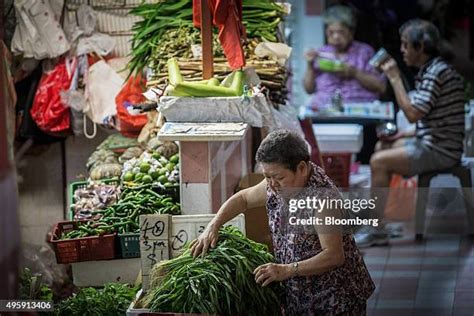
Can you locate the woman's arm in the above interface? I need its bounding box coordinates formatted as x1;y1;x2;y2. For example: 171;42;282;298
303;49;319;94
304;61;317;94
254;233;345;286
293;233;345;276
338;64;386;95
209;179;266;229
190;179;267;257
353;68;387;95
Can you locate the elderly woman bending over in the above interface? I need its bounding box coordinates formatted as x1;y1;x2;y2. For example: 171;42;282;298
191;130;375;315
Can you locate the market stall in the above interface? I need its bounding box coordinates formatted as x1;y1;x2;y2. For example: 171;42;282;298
8;1;474;315
35;0;295;314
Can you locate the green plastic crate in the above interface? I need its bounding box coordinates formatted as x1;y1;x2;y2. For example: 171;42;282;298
68;178;120;220
118;233;140;258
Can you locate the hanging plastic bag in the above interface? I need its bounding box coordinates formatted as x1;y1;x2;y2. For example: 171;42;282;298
385;174;417;221
61;55;88;136
12;0;70;59
115;74;148;138
30;59;72;134
85;59;123;126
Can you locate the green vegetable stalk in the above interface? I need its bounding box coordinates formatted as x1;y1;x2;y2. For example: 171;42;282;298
143;226;281;315
54;283;138;316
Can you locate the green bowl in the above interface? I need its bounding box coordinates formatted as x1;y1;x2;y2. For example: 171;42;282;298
317;58;344;72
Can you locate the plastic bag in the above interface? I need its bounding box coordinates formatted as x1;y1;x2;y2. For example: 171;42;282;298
77;4;97;36
12;0;70;59
158;94;275;129
385;174;417;221
61;55;88;136
115;74;148;138
64;4;115;56
85;60;122;125
30;60;72;134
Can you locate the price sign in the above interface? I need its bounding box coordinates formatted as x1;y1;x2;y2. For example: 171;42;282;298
139;214;170;290
138;214;246;288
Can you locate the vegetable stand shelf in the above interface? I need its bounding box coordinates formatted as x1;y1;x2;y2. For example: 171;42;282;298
69;214;245;287
157;122;252;215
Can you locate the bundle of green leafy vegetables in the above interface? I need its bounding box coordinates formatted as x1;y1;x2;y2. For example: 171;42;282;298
54;283;138;316
143;226;281;315
128;0;286;76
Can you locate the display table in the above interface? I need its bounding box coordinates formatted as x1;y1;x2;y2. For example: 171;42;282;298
158;122;252;214
300;101;395;123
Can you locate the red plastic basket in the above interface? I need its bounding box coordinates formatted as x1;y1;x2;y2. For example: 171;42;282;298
321;152;351;188
49;221;116;264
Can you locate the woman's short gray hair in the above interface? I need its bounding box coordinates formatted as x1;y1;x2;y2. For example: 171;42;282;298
256;129;310;172
400;19;440;56
323;5;356;31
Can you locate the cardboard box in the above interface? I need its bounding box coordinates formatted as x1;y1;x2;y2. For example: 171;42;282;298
237;174;273;251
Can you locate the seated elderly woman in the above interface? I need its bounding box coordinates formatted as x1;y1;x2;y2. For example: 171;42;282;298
304;5;386;111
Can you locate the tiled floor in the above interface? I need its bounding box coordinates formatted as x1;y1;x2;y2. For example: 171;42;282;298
363;225;474;315
352;169;474;315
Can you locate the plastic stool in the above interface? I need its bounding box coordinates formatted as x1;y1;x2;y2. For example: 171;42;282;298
415;164;474;240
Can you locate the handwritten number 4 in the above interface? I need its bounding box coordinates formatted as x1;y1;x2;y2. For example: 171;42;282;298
141;218;165;238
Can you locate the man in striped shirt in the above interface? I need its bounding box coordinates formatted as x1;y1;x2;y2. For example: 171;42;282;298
356;19;465;247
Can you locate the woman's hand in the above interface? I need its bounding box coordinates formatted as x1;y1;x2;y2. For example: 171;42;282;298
334;64;356;79
254;263;292;286
189;224;219;257
305;49;319;64
380;58;401;82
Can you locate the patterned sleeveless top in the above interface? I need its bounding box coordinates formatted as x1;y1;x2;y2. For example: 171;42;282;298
266;163;375;315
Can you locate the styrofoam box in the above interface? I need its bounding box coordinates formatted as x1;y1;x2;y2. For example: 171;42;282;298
72;258;141;287
312;124;363;153
127;289;149;316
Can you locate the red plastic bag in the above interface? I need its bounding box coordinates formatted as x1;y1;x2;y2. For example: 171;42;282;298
115;74;148;138
30;60;72;134
385;174;417;221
